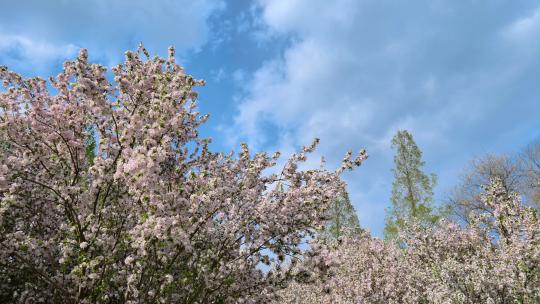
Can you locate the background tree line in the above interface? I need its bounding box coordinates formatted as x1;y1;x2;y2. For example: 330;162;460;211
320;129;540;241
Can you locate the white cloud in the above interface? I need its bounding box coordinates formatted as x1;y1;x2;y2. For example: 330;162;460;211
230;0;540;235
0;33;78;74
506;7;540;41
0;0;225;72
210;67;226;83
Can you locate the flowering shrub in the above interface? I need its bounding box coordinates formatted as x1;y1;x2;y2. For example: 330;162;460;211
278;179;540;303
0;46;367;303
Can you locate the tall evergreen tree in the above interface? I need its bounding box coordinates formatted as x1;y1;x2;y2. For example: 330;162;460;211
319;188;363;242
384;130;441;240
85;125;97;166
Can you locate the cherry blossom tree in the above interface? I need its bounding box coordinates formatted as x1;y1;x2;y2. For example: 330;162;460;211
0;46;367;303
278;178;540;303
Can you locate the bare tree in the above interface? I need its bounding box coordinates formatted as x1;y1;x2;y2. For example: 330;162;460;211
448;140;540;223
520;139;540;207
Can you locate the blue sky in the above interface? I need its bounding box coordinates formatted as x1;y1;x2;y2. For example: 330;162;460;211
1;0;540;236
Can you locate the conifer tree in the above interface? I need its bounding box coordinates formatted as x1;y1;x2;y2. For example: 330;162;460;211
319;188;363;242
384;130;441;240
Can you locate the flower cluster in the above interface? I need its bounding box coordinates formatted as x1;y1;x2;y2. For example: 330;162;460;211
0;46;365;303
278;179;540;303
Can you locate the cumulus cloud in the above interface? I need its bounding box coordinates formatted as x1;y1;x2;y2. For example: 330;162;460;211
0;33;78;75
0;0;225;73
506;6;540;41
231;0;540;235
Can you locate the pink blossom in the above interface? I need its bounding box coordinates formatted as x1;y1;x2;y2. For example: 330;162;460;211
0;45;365;303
